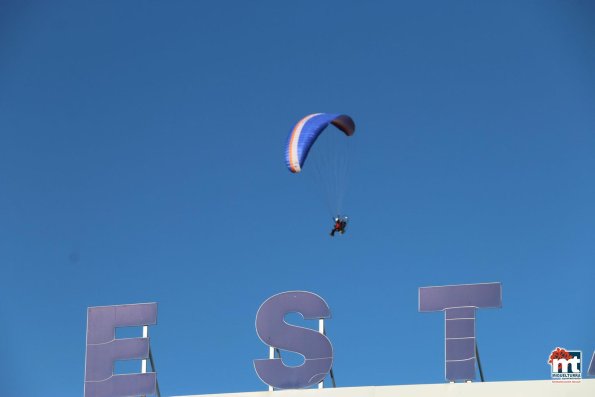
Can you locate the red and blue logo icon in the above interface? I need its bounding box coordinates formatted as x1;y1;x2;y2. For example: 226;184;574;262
549;347;581;381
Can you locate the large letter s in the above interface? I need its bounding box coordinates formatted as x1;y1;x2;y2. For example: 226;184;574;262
254;291;333;389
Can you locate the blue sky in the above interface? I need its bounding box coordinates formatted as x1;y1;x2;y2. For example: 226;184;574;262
1;1;594;396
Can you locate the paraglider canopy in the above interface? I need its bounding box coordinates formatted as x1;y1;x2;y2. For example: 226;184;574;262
285;113;355;173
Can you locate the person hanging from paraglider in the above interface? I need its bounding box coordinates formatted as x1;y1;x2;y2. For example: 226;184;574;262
330;216;348;237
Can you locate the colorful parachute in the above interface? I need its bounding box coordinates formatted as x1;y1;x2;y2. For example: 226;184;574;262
285;113;355;173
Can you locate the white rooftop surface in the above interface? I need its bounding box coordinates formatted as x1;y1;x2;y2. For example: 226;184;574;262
175;379;594;397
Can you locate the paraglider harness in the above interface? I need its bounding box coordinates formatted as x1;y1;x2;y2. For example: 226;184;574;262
330;216;348;237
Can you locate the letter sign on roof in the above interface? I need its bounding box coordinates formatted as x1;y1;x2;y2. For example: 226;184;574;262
419;282;502;382
254;291;333;389
84;303;157;397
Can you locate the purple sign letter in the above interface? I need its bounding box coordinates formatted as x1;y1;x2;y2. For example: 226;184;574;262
84;303;158;397
254;291;333;389
419;282;502;382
